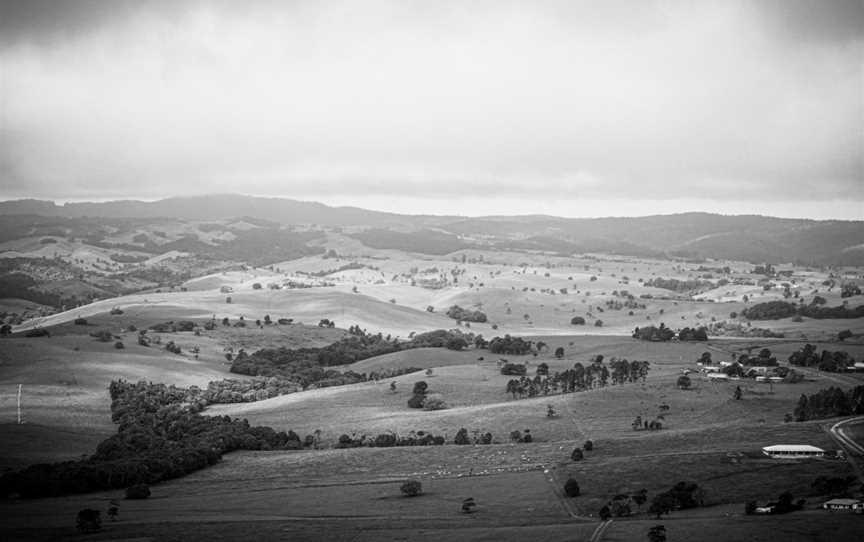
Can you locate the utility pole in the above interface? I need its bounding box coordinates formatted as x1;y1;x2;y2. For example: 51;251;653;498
17;384;22;424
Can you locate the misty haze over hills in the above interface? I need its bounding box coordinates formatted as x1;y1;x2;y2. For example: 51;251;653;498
1;195;862;266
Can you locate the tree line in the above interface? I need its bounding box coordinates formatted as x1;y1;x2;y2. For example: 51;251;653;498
0;380;301;499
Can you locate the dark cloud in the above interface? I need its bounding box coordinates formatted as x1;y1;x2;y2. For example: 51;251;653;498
754;0;864;44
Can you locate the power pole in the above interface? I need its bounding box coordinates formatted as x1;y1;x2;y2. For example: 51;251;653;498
17;384;22;424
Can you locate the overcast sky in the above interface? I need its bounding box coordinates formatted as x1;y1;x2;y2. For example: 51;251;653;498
0;0;861;219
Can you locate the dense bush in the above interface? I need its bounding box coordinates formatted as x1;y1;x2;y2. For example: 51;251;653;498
400;480;423;497
446;305;487;323
0;380;299;499
648;482;705;518
500;363;527;376
743;301;798;320
632;324;675;342
788;344;854;372
793;385;864;421
76;509;101;533
488;335;532;355
644;278;712;292
125;484;151;499
677;326;708;341
564;478;581;497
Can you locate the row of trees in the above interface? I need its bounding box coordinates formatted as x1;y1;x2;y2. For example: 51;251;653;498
504;356;650;398
743;300;864;320
792;385;864;421
788;344;856;373
632;324;708;342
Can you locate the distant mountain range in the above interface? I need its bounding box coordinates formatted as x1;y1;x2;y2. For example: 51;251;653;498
1;195;862;265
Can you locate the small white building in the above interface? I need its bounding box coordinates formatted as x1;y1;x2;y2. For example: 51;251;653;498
707;373;729;381
823;498;863;512
762;444;825;458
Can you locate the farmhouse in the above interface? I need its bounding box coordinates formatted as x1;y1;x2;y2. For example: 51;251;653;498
822;498;863;512
762;444;825;458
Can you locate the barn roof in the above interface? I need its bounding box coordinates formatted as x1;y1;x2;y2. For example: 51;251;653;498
762;444;824;453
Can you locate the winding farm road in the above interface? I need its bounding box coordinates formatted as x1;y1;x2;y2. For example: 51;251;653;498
830;416;864;455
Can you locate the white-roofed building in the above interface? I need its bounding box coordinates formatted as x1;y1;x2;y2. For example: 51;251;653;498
762;444;825;458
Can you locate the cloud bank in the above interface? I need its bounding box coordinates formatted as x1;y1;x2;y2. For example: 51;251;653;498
1;0;861;218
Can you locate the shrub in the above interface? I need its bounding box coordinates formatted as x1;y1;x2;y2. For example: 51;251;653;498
583;440;593;451
570;316;586;325
90;329;113;342
677;375;691;389
446;305;487;323
125;484;151;499
500;363;527;376
564;478;581;497
594;320;603;327
400;480;422;497
114;341;125;349
24;328;49;337
407;394;425;409
453;428;471;445
571;448;584;461
74;317;88;325
76;508;101;533
423;395;447;411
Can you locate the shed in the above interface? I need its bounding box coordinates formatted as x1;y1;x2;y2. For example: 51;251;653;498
823;499;863;512
762;444;825;458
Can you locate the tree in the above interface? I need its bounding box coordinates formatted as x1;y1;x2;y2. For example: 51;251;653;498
583;440;593;451
571;316;586;325
564;478;581;497
537;362;549;376
454;428;471;445
594;320;604;327
125;484;150;499
400;480;423;497
252;283;262;290
647;525;667;542
571;447;584;461
838;329;852;341
734;386;742;400
599;505;611;521
107;505;119;521
76;509;102;533
676;375;691;389
555;347;565;358
648;493;675;518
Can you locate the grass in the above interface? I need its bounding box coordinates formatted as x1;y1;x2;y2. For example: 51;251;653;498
2;251;862;540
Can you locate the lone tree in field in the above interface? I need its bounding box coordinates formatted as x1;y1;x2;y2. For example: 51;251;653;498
583;440;593;451
462;497;477;513
125;484;151;500
400;480;423;497
76;509;102;533
555;346;565;358
677;375;692;389
564;478;581;497
571;447;584;461
648;525;667;542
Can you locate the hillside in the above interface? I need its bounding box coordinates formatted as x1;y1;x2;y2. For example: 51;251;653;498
1;196;862;265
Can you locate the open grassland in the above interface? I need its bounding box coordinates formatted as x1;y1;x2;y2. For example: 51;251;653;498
2;250;862;540
208;336;858;446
